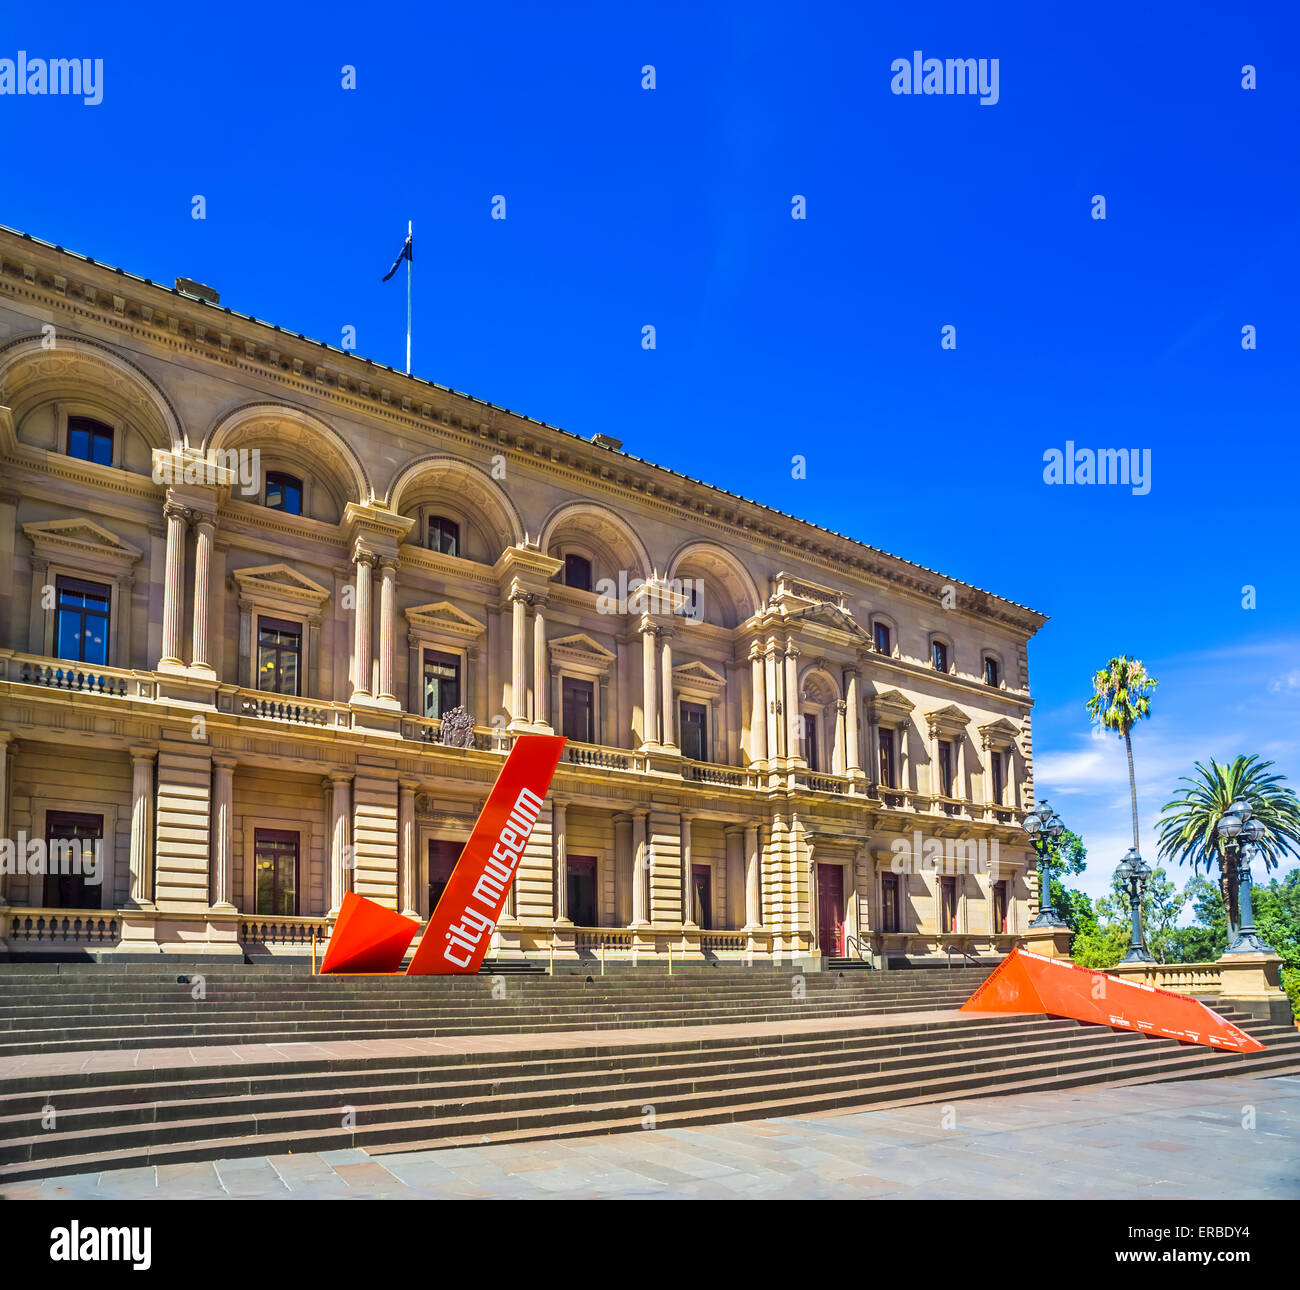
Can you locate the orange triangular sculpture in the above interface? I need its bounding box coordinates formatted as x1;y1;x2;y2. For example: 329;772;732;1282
961;948;1264;1053
319;891;419;974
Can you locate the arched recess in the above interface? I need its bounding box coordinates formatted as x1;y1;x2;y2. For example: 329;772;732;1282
798;665;844;776
204;404;371;524
0;333;185;469
540;502;653;589
386;455;524;563
666;540;764;629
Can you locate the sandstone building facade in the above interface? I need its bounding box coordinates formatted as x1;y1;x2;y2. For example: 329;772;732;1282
0;226;1048;965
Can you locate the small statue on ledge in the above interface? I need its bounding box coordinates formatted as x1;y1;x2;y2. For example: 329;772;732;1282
439;705;476;749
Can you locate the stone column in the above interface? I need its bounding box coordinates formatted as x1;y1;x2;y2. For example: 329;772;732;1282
613;813;633;926
659;627;675;747
640;618;658;746
399;780;418;917
680;812;695;926
0;734;14;905
784;642;802;764
237;598;254;689
211;756;237;911
724;824;744;930
552;798;569;922
327;772;352;915
116;573;135;669
749;643;767;763
128;746;157;907
744;823;762;930
351;548;374;699
763;644;780;760
833;700;847;776
843;666;861;775
532;595;549;727
631;810;649;925
510;587;528;724
160;499;189;667
190;512;216;672
377;558;398;701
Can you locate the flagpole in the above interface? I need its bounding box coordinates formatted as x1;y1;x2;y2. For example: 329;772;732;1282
405;219;412;375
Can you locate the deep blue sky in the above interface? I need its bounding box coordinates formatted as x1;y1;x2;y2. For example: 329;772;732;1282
3;1;1297;898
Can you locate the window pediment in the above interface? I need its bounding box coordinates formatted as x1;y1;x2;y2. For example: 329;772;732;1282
673;659;726;695
869;688;915;723
232;562;331;613
978;716;1020;746
925;703;971;736
549;632;616;676
24;518;143;575
404;600;486;642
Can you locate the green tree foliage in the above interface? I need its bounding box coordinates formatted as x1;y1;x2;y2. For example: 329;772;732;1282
1156;755;1300;936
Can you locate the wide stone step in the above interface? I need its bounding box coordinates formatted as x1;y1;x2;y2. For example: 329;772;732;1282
2;1015;1293;1180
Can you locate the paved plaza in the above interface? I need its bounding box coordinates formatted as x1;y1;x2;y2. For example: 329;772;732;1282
6;1073;1297;1200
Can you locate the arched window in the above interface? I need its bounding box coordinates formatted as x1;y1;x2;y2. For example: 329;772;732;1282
67;415;114;467
983;654;1002;687
564;552;593;592
931;637;950;673
265;471;303;515
427;515;460;556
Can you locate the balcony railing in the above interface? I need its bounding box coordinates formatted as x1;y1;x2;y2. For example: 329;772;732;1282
2;907;121;946
566;741;635;771
1;651;154;699
683;759;754;788
794;770;850;796
241;914;334;947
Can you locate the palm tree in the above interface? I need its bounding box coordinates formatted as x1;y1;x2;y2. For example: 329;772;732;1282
1086;656;1158;853
1156;755;1300;937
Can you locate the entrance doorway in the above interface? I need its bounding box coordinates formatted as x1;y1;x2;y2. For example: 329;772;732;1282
427;839;463;918
690;864;713;929
817;863;845;956
566;854;597;927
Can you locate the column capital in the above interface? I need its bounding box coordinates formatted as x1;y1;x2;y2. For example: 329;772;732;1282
324;771;354;789
127;745;157;764
163;497;191;524
212;754;239;771
350;541;378;567
399;779;420;793
189;509;218;532
842;662;861;679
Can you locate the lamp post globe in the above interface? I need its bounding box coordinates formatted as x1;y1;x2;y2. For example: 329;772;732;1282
1218;802;1273;956
1023;800;1069;930
1118;846;1155;964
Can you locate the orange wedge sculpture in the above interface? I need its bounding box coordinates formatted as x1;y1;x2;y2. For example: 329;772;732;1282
319;734;566;975
961;947;1264;1053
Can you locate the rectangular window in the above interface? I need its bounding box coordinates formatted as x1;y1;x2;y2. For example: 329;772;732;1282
423;650;462;719
803;713;820;772
991;749;1006;805
427;516;460;557
932;640;948;672
265;471;303;515
878;727;895;788
562;676;595;744
873;621;891;655
881;872;900;933
256;617;302;696
55;577;111;666
940;876;958;933
44;810;104;909
984;656;1001;687
680;701;708;762
254;828;298;916
67;416;113;466
938;740;955;798
993;879;1009;934
690;864;713;929
564;553;593;592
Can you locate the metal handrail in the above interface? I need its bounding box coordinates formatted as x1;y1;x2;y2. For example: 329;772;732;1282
842;933;876;969
947;944;981;969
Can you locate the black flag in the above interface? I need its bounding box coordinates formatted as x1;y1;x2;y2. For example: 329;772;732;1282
382;234;412;282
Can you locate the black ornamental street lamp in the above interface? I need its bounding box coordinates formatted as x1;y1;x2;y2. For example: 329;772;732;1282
1116;846;1155;964
1022;800;1070;929
1216;798;1273;956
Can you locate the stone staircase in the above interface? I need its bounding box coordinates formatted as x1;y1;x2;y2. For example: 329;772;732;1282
0;963;988;1057
0;964;1296;1183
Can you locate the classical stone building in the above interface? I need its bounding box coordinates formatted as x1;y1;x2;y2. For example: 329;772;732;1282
0;225;1048;965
